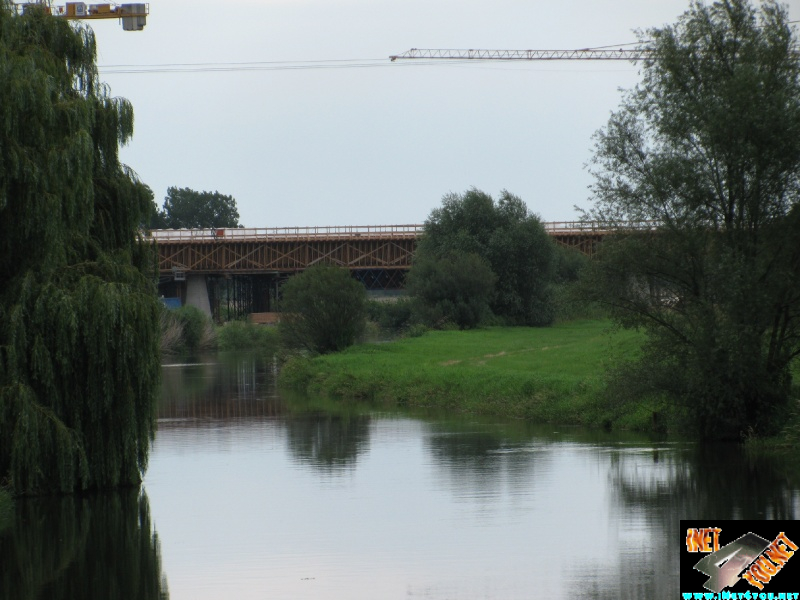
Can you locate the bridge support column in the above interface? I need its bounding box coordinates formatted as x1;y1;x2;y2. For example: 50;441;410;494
185;274;212;317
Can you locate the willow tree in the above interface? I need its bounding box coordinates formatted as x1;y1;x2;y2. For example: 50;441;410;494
584;0;800;438
0;4;161;493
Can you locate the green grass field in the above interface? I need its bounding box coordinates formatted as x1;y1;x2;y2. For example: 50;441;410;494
280;319;662;430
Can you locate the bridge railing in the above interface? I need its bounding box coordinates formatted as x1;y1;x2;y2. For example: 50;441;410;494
147;224;425;242
146;221;659;242
542;220;660;234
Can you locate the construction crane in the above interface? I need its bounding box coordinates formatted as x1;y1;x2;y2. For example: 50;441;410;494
12;1;148;31
389;48;650;62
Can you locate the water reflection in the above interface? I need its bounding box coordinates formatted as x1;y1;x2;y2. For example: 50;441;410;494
572;443;800;599
145;354;800;599
424;424;547;505
285;412;371;471
0;490;168;600
159;353;282;424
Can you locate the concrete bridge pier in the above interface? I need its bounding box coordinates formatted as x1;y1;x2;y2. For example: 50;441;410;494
185;274;212;317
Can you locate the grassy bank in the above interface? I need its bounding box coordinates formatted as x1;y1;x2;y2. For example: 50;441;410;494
281;319;663;431
0;489;12;533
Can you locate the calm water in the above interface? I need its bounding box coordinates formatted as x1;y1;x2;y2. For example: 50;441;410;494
2;353;799;599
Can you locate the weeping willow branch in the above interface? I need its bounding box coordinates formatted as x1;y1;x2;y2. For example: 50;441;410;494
0;4;160;494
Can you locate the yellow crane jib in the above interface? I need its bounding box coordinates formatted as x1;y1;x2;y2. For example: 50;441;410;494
17;2;149;31
389;48;650;61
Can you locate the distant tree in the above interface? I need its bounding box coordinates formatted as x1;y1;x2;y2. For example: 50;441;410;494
278;265;367;354
583;0;800;438
406;253;496;329
145;192;167;229
157;187;240;228
0;6;161;494
415;188;555;326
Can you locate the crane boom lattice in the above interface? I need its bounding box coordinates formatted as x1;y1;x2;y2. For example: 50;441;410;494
389;48;650;61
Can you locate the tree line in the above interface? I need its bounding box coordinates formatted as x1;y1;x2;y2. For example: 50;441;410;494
148;187;241;229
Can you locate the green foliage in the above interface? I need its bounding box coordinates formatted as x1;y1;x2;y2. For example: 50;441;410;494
549;245;605;322
406;252;496;329
155;186;240;229
584;0;800;439
0;489;11;533
172;305;216;354
278;265;367;354
366;298;416;333
146;195;167;229
0;6;161;493
158;307;184;354
552;244;588;284
414;188;556;327
216;320;279;352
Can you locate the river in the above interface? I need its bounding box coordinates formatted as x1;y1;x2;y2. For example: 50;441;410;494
2;352;799;599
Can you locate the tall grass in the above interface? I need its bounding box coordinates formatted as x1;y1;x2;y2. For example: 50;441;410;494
216;320;279;352
281;319;659;431
160;305;217;355
159;309;183;354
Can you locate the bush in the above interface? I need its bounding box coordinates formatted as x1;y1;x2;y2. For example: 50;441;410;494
278;265;367;354
553;244;588;284
406;252;497;329
551;282;607;323
366;297;415;333
173;305;216;354
217;320;279;352
159;308;184;354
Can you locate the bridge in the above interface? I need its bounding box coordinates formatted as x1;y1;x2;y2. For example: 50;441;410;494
149;221;626;319
151;221;617;273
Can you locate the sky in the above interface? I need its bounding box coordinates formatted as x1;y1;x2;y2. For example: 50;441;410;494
85;0;800;228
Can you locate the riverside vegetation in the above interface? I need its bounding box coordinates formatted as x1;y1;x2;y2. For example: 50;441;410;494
581;0;800;439
280;320;668;432
160;305;279;355
280;319;800;439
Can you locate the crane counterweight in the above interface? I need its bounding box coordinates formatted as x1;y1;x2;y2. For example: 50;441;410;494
13;1;149;31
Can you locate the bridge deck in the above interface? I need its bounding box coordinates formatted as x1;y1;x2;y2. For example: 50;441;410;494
150;221;650;274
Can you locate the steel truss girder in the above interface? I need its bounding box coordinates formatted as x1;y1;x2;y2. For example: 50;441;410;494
157;238;417;274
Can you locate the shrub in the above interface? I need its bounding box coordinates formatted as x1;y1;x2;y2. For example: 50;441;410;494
173;305;216;353
366;297;415;333
159;308;184;354
217;320;279;352
278;265;367;354
406;252;496;329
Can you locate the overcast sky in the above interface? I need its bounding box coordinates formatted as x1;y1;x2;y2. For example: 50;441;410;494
89;0;800;228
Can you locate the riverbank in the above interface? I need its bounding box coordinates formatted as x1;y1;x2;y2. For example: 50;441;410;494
280;319;666;431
